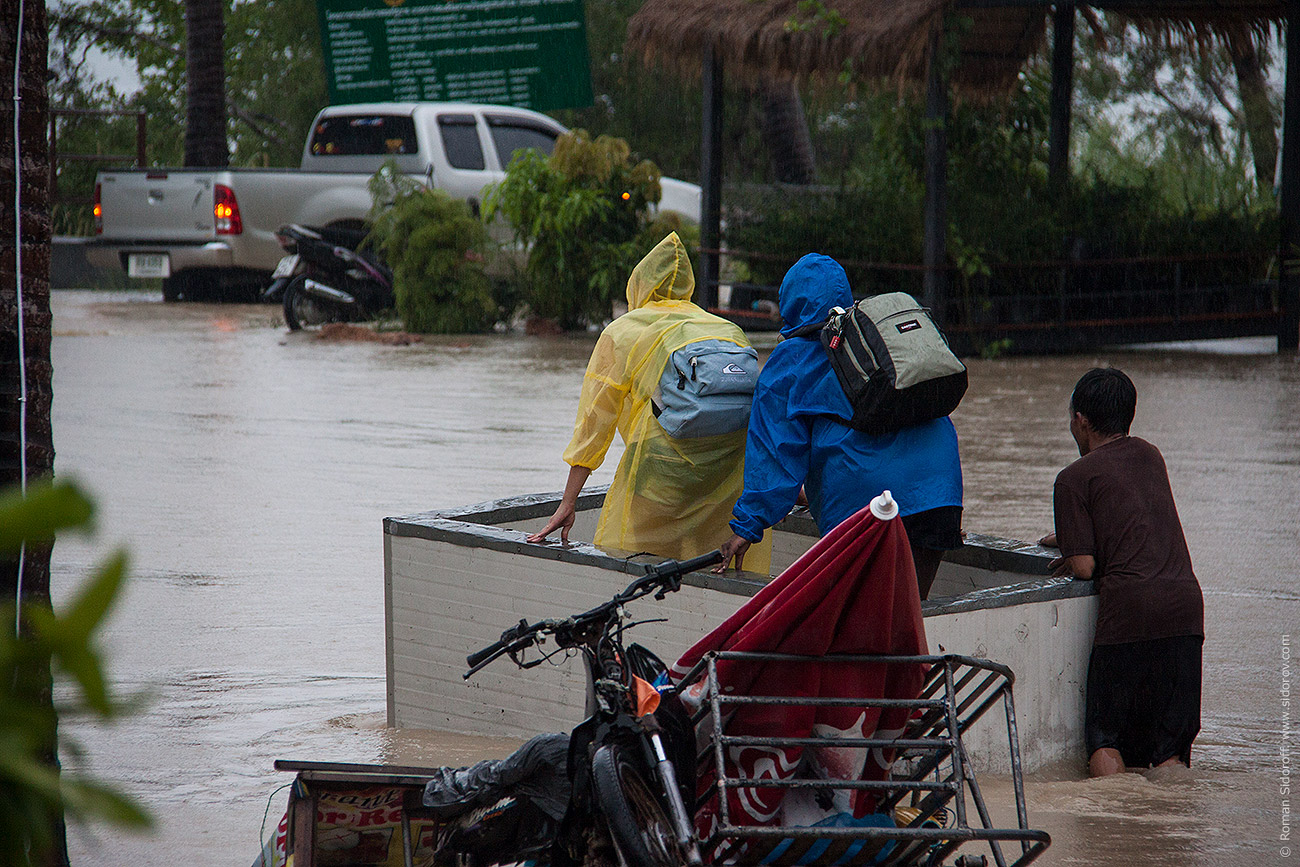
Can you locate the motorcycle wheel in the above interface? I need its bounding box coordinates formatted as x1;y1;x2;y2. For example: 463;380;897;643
282;275;342;331
592;743;694;867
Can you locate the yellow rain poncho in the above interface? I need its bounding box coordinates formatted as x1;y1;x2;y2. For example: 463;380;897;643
563;233;772;573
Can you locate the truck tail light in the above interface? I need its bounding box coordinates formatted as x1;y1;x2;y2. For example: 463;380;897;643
94;182;103;234
214;184;242;235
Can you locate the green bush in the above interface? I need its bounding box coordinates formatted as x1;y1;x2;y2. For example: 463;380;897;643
485;130;666;328
723;183;923;294
366;163;497;334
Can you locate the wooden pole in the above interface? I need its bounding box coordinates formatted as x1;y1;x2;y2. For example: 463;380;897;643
1280;0;1300;350
922;29;949;319
700;44;724;312
1047;2;1075;194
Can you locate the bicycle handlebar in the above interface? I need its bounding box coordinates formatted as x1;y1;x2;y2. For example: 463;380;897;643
463;550;723;678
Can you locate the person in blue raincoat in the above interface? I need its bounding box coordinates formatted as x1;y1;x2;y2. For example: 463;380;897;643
716;253;963;599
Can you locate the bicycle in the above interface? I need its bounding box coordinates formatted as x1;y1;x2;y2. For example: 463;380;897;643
462;549;724;867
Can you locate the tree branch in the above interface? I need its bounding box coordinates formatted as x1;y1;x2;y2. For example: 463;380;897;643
1202;70;1245;126
228;101;289;147
1150;81;1216;130
50;10;179;54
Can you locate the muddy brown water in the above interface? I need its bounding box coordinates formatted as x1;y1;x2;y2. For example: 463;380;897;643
48;291;1297;865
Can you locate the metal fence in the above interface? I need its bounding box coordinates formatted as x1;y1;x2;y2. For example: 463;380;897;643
706;246;1280;352
48;107;147;206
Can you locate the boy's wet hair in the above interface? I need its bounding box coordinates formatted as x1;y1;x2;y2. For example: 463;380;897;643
1070;368;1136;436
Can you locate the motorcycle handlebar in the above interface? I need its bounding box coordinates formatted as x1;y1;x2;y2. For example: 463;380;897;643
462;550;723;678
465;638;509;671
465;618;533;671
650;549;724;579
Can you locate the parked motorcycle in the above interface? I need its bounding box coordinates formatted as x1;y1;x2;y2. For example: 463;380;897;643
425;550;722;867
262;223;394;330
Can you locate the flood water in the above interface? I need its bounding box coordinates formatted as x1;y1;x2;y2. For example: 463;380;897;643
48;290;1297;865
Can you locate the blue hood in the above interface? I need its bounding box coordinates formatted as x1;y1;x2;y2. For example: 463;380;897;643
764;254;854;423
779;254;853;337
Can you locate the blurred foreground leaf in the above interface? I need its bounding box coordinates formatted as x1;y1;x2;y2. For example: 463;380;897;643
1;480;152;864
0;481;94;553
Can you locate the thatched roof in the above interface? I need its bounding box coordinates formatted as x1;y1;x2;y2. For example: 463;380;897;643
1106;1;1284;46
625;0;1285;96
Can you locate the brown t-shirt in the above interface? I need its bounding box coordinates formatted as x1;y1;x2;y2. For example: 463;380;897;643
1053;436;1204;646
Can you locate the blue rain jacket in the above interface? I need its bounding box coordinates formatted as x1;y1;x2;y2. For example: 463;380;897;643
730;254;963;543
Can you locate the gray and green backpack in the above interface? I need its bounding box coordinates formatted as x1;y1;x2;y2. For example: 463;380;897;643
790;292;967;435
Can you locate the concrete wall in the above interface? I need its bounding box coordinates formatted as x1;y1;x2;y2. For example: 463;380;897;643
923;592;1095;773
384;490;1096;774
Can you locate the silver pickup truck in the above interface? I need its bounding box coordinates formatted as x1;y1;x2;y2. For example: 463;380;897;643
86;102;702;301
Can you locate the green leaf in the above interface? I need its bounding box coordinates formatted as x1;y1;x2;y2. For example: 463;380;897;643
0;481;95;553
41;552;126;714
60;778;153;829
60;549;128;641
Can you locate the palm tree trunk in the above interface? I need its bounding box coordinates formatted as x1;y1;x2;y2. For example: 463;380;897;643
1;0;66;862
184;0;229;167
760;76;816;184
1227;33;1278;193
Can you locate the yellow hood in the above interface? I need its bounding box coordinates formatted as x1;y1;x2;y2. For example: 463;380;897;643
625;232;694;310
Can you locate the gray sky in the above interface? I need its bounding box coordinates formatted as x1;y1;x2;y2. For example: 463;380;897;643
86;45;141;93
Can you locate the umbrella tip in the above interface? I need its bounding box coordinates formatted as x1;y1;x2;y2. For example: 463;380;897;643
870;489;898;521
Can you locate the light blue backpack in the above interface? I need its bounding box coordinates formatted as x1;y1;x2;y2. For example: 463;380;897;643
651;338;759;438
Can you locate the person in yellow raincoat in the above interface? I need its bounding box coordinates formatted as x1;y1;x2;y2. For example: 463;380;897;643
528;232;772;574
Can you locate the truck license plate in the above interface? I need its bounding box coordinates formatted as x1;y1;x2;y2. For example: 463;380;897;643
127;253;171;278
271;254;300;279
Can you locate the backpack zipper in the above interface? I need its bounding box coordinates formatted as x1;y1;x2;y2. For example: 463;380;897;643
874;306;927;325
844;308;877;376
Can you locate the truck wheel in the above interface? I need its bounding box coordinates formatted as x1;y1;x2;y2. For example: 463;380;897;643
283;276;341;331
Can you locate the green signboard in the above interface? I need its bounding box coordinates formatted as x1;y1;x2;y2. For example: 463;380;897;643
315;0;593;111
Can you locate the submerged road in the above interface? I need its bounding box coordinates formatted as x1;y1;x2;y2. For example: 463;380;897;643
48;290;1298;865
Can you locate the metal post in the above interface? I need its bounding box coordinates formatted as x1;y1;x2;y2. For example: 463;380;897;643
1279;0;1300;349
136;111;148;167
1173;261;1182;323
48;111;58;205
700;44;724;312
922;29;949;320
1047;3;1075;194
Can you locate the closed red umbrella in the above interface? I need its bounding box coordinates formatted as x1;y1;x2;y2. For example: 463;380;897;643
672;493;928;833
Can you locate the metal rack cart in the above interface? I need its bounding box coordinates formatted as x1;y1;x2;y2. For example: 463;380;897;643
676;651;1052;867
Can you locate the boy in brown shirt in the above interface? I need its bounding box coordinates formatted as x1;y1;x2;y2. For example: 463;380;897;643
1041;368;1204;777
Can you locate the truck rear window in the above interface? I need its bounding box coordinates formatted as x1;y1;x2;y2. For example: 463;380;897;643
310;115;418;156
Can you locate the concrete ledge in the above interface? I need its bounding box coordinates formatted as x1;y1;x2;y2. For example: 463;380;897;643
384;484;1064;595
